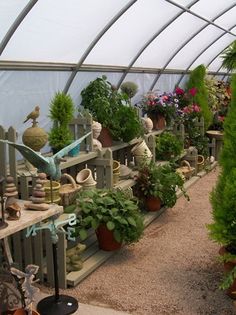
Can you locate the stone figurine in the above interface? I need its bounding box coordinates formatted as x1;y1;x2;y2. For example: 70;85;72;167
23;106;40;126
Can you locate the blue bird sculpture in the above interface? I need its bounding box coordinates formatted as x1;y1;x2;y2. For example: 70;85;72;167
0;132;91;180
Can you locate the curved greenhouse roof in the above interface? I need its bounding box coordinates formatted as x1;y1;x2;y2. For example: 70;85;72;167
0;0;235;135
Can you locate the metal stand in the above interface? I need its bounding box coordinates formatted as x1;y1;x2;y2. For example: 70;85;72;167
37;239;78;315
37;178;78;315
0;176;8;230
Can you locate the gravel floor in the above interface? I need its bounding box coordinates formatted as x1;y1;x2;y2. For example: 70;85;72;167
42;167;236;314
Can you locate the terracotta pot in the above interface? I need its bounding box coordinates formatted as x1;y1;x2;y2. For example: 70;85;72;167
13;309;40;315
131;140;153;166
145;196;161;212
96;224;122;251
98;127;113;147
219;246;236;299
150;114;166;130
76;168;97;190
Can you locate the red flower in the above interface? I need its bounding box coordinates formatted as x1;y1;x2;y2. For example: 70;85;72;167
175;87;185;95
189;87;197;96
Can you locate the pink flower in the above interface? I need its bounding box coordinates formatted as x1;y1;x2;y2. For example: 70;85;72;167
189;87;197;96
218;115;225;122
183;106;190;114
175;87;185;95
193;104;200;112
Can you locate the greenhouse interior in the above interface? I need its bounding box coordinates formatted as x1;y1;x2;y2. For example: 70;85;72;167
0;0;236;314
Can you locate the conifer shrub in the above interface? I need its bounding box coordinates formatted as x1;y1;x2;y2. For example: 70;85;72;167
186;65;212;130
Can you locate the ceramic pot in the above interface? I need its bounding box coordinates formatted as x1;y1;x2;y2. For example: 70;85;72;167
96;224;122;251
44;180;61;204
76;168;97;190
131;140;153;166
219;246;236;299
145;196;161;212
150;114;166;130
68;143;80;157
98;127;113;147
197;155;205;172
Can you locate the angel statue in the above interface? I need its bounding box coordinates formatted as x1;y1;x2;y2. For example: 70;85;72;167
10;264;39;315
0;132;91;180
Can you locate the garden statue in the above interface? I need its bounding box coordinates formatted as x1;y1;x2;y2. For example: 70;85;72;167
4;176;21;220
23;106;40;126
0;132;91;180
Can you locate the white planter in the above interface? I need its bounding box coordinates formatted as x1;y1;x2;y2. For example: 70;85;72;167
131;140;153;166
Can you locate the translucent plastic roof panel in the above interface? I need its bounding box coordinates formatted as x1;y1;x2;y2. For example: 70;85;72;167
190;0;236;20
0;0;130;63
0;0;29;41
133;12;205;69
168;25;224;70
191;34;236;70
85;0;180;67
214;6;236;29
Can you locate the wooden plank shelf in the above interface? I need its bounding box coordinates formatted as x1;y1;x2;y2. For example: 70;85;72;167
65;206;167;287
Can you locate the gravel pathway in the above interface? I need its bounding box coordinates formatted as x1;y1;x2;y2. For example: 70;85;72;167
43;167;236;314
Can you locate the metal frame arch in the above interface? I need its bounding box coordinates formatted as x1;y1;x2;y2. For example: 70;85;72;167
176;23;236;87
0;0;38;56
116;0;200;89
150;3;236;91
63;0;137;94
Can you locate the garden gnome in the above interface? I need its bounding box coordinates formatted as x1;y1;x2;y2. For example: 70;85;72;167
4;176;21;220
23;106;40;126
24;173;50;211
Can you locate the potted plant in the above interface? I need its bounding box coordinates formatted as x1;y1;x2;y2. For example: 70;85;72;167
76;189;144;251
48;92;75;152
155;131;183;161
80;76;143;145
208;74;236;298
134;160;188;212
140;91;178;129
120;81;138;103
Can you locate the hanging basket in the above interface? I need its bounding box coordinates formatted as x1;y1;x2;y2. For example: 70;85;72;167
59;173;81;207
176;160;195;180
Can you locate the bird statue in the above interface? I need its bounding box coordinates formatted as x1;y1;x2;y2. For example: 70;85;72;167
0;132;91;180
23;106;40;125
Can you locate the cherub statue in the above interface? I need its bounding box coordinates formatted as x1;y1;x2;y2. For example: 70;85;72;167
23;106;40;126
10;264;40;315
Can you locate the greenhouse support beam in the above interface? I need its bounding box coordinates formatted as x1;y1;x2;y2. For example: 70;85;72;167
0;0;38;56
116;0;200;89
176;23;236;87
63;0;137;94
150;3;236;90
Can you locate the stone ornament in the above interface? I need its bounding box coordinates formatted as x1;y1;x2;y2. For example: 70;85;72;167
4;176;21;220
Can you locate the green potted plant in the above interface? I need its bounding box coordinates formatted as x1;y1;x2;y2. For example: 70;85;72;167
208;74;236;298
120;81;138;102
134;160;188;212
221;40;236;72
155;131;183;161
81;76;143;145
76;189;144;251
48;92;75;152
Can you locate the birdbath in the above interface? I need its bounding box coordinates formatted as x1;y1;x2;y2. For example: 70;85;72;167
206;130;224;161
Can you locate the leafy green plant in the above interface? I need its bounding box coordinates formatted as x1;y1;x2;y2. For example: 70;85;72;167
120;81;138;100
186;64;212;130
155;132;183;160
134;160;188;208
208;74;236;290
80;76;143;142
76;189;144;244
221;40;236;72
48;92;75;151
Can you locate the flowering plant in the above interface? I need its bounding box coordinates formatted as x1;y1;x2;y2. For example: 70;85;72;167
174;86;198;109
140;91;178;124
